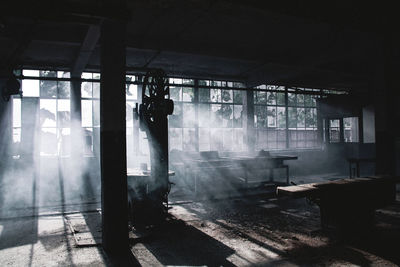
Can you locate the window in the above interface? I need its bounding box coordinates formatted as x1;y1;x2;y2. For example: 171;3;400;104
198;81;244;152
13;70;72;157
344;117;359;143
329;119;341;143
288;88;319;149
254;85;286;150
81;72;100;156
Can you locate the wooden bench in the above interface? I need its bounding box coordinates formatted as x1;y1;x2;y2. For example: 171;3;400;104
277;176;400;231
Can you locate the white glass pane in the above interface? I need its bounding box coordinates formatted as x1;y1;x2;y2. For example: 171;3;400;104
13;128;21;143
13;98;21;127
41;128;57;156
23;70;39;77
126;84;137;100
22;79;39;97
40;99;57;127
58;99;70;127
81;100;93;127
57;71;70;78
199;128;210;151
81;72;92;79
81;82;92;98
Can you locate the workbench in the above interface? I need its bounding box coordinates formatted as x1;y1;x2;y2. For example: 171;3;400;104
277;176;400;231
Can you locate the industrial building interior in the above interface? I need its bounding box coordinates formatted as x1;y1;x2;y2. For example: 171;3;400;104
1;1;400;266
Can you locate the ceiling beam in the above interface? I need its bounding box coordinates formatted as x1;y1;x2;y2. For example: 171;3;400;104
71;25;100;77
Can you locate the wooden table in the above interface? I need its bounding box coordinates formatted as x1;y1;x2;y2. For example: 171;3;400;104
183;155;298;192
277;175;400;231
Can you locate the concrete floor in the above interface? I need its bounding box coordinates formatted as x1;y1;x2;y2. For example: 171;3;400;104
1;177;399;266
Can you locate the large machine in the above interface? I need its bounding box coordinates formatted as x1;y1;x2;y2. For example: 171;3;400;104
129;69;174;228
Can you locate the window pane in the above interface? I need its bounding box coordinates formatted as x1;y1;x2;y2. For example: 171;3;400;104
199;128;210;151
254;106;267;128
277;107;286;128
58;81;70;98
233;90;243;104
329;119;340;143
183;128;196;151
40;70;56;78
233;105;242;128
288;107;297;128
288;93;296;106
81;72;92;79
40;128;57;155
57;71;70;78
277;92;285;105
82;100;93;127
256;91;267;104
267;92;276;105
221;104;233;127
170;86;182;102
199;88;210;102
40;80;57;98
169;103;182;128
304;94;313;106
222;90;233;103
13;98;21;127
126;101;134;127
183;103;195;127
22;79;39;97
40;99;57;127
198;104;210;127
297;108;305;127
93;82;100;98
297;94;304;105
23;70;39;77
267;106;276;128
59;128;71;156
83;128;93;155
169;128;182;150
81;81;92;98
57;99;70;127
210;104;222;127
305;108;316;128
93;100;100;127
182;87;194;102
344;117;359;142
210;89;221;103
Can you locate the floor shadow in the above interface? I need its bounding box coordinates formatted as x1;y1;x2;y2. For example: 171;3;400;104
131;218;236;266
0;161;39;251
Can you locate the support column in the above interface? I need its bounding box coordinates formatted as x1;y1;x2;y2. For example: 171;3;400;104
243;88;255;152
100;18;128;257
70;78;82;157
374;33;397;176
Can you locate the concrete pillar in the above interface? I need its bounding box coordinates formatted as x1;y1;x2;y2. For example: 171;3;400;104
0;98;12;208
70;78;82;157
100;18;128;257
243;89;255;152
374;33;397;176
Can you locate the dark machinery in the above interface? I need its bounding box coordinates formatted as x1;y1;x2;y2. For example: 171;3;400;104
1;74;21;101
129;69;174;227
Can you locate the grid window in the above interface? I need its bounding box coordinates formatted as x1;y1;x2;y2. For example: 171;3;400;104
198;85;243;152
254;86;287;150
